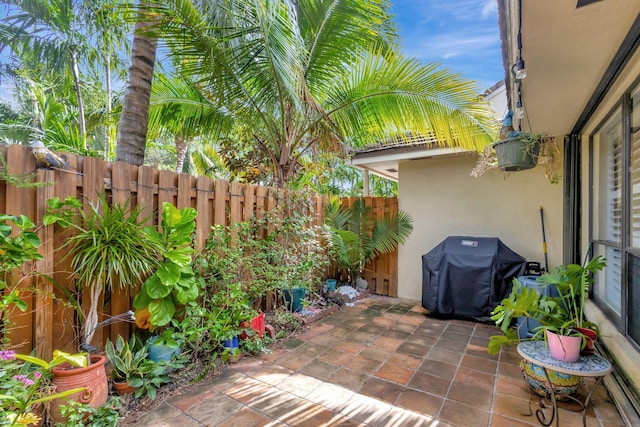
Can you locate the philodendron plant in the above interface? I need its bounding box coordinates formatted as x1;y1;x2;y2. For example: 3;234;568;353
133;203;199;329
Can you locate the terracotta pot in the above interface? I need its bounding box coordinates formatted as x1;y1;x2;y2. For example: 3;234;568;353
546;330;581;362
113;380;136;395
574;327;597;355
49;355;109;423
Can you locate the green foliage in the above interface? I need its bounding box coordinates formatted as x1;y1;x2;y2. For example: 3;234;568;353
0;151;53;189
1;349;87;426
44;195;162;344
240;333;272;356
128;358;179;401
104;335;148;382
144;0;496;187
488;256;607;355
0;213;44;343
56;396;121;427
197;207;328;300
133;203;199;328
323;197;414;283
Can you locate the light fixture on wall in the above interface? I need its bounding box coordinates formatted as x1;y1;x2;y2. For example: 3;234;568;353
514;58;526;79
515;100;525;119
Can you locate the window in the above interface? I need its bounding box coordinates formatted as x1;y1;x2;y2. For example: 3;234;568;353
593;108;623;317
591;83;640;348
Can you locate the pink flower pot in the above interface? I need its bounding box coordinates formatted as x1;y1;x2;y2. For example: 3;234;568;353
546;330;581;362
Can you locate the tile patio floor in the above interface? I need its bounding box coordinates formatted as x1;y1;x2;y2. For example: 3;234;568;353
134;295;626;427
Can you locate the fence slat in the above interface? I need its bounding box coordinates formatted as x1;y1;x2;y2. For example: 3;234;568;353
158;170;177;225
81;157;108;347
5;145;37;351
34;170;55;358
110;162;138;343
195;176;213;250
137;166;156;226
243;184;255;222
214;179;228;227
177;173;192;210
52;150;80;352
229;181;243;225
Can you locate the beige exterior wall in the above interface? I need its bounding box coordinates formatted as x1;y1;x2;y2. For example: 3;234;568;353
397;154;563;301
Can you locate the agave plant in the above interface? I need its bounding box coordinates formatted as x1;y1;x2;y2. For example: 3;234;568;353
323;198;413;284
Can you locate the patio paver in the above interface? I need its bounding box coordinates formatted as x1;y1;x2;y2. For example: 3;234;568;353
132;295;627;426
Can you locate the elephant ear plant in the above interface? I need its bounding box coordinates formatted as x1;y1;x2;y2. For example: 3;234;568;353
44;196;163;348
323;197;414;284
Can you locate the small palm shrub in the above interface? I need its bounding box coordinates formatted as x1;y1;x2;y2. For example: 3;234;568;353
323;197;414;284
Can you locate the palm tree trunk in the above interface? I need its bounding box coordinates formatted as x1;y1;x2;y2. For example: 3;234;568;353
175;134;190;173
116;18;157;166
70;48;86;149
105;56;112;159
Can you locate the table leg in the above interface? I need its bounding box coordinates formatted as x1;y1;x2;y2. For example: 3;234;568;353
536;366;558;427
582;376;604;427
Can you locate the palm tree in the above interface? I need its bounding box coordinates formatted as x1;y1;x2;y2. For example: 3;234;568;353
323;197;413;284
115;10;158;166
0;0;130;154
143;0;497;187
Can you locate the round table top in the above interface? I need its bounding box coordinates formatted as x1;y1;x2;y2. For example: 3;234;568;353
517;340;612;377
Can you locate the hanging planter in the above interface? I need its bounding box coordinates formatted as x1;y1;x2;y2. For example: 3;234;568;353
492;133;541;171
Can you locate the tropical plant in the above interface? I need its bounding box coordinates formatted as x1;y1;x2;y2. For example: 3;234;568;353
0;0;130;151
0;349;87;427
120;0;496;185
323;197;414;284
56;396;120;427
0;213;43;344
132;202;199;329
104;335;148;383
43;195;163;346
488;255;607;355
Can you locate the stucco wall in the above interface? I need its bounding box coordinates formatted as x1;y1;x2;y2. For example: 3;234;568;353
397;154;564;301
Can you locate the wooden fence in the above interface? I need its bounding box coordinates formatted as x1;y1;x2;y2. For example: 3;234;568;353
1;144;398;357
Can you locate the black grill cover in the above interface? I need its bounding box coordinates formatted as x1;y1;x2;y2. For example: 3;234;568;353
422;236;526;319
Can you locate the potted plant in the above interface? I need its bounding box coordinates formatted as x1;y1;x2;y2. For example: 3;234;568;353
0;349;87;427
104;335;148;395
492;132;542;171
537;255;606;355
132;202;199;359
322;197;414;287
489;255;606;357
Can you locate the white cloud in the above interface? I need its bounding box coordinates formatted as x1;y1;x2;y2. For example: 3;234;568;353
481;0;498;19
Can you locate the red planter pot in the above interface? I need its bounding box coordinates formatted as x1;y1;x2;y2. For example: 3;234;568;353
574;327;597;355
240;312;265;340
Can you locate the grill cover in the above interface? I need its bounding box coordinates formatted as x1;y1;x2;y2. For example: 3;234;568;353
422;236;526;319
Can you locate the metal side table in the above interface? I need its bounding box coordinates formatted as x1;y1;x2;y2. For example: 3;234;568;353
517;341;612;427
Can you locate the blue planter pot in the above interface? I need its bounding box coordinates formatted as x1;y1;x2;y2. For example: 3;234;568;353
283;288;307;313
326;279;337;291
147;336;181;362
222;336;239;349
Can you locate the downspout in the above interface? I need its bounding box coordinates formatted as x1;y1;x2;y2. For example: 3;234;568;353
563;134;581;265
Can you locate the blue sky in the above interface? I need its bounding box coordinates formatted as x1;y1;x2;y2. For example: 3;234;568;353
1;0;504;104
392;0;504;91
